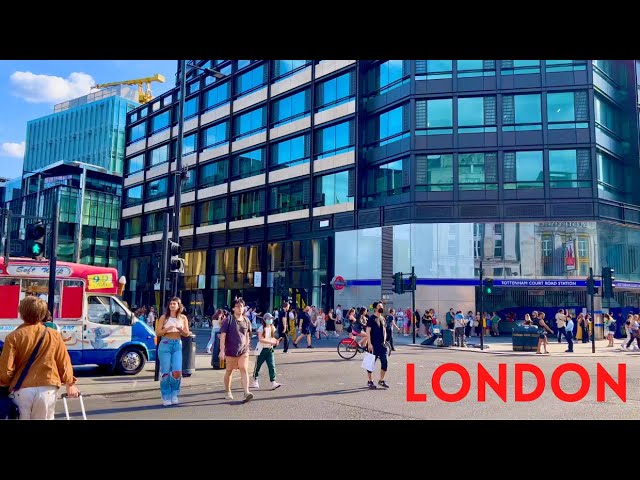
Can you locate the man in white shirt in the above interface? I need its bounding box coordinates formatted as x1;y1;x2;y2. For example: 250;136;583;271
564;315;574;352
555;309;567;343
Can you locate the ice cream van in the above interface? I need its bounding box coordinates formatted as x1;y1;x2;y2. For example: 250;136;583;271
0;256;156;375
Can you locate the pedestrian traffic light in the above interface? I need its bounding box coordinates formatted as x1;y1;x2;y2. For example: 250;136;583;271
586;276;598;295
392;272;405;294
169;240;184;273
409;273;417;292
484;278;494;295
25;222;46;259
602;266;615;298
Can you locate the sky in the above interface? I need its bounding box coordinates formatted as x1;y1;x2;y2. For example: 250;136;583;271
0;60;178;180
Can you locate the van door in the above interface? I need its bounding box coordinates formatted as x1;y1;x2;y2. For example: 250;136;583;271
84;295;132;366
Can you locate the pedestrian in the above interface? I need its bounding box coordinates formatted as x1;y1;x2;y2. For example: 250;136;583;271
276;301;290;353
326;308;337;337
454;310;466;347
365;301;389;389
251;313;282;390
0;296;79;420
219;298;254;402
465;310;474;339
155;296;191;406
491;311;501;337
335;305;344;334
564;315;575;353
43;310;60;332
605;314;615;347
535;312;553;354
555;308;566;343
386;308;399;351
206;309;225;354
147;306;157;328
293;306;313;348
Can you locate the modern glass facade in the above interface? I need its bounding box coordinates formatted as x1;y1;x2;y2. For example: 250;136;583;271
119;60;640;318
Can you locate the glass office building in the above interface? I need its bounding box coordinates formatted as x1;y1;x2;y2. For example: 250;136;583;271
119;60;640;318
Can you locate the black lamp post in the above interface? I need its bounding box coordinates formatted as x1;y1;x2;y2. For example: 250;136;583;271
171;60;227;298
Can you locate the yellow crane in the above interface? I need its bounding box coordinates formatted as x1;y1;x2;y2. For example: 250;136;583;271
93;73;166;104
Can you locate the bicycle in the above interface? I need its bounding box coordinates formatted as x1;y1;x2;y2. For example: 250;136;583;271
337;336;392;360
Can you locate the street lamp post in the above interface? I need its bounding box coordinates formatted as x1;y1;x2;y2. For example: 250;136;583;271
171;60;227;299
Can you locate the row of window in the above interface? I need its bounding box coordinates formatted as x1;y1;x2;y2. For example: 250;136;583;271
127;68;355;144
122;169;355;237
362;148;593;201
126;118;355;176
370;91;591;144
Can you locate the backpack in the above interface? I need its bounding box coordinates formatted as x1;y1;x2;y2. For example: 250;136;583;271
608;321;616;332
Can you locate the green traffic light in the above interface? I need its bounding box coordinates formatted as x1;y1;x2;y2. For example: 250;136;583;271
31;243;43;255
486;287;492;294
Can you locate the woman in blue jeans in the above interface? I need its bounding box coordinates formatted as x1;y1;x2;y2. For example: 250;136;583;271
155;297;190;406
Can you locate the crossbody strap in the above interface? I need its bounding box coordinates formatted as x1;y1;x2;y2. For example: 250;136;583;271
14;326;47;391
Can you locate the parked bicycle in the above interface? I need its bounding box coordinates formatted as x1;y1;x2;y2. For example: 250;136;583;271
337;337;392;360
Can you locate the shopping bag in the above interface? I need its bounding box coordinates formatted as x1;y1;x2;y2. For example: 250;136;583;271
360;352;376;372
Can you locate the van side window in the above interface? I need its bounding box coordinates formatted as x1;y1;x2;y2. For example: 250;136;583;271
88;296;112;324
110;298;129;325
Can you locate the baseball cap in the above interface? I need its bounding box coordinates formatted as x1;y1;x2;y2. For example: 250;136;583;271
263;313;274;321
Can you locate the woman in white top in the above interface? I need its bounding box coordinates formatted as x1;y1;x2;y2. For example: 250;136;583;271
316;308;328;339
155;297;190;406
250;313;281;390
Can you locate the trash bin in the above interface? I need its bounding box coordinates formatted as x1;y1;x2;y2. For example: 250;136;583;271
211;331;225;370
441;329;454;347
512;325;539;351
182;333;197;376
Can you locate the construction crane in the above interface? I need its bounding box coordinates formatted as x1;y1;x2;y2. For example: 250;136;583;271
93;73;166;104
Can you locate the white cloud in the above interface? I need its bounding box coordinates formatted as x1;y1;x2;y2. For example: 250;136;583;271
10;71;95;104
1;141;25;158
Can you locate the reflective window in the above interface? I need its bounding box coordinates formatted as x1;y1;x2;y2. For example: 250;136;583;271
236;65;265;96
273;60;310;79
237;60;251;70
199;159;228;188
502;94;542;131
271;89;309;126
416;60;452;80
457;60;496;77
201;121;228;149
179;205;194;228
203;82;230;110
231;190;264;220
597;150;625;199
231;147;265;180
458;96;496;133
123;185;143;206
314;120;354;159
415;154;453;191
126;154;144;175
233;106;266;139
270;180;308;214
502;60;540;75
416;99;453;135
546;60;587;73
128;122;146;143
182;133;196;156
316;71;354;111
199;198;226;226
549;150;578;188
183;96;199;119
547;92;574;122
314;170;353;207
145;177;170;201
458;152;498;191
594;94;626;137
363;158;409;205
123;217;141;238
374;60;406;94
503;151;543;189
144;211;166;234
150;110;170;133
270;134;309;170
377;105;408;145
182;168;196;192
148;143;170;167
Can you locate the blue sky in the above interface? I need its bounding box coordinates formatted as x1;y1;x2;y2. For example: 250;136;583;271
0;60;178;180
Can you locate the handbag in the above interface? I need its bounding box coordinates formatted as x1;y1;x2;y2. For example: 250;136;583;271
0;327;47;420
360;352;376;372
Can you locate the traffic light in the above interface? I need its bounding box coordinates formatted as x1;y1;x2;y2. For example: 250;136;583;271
168;240;184;273
409;274;417;292
484;278;494;295
392;272;405;294
25;222;46;259
586;276;598;295
602;267;615;298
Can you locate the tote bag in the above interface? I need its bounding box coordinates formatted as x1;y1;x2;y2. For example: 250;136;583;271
360;352;376;372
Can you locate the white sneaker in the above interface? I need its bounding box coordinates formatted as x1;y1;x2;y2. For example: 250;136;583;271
171;394;179;405
162;399;172;407
250;379;260;389
270;381;282;390
224;391;233;400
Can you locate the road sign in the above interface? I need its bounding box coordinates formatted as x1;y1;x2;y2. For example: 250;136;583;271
331;275;346;290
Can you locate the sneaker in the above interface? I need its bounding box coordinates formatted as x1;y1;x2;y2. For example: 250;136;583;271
378;380;390;389
250;379;260;389
565;349;573;352
307;345;314;349
242;392;254;403
162;399;172;407
367;381;377;389
270;381;282;390
224;391;234;400
171;394;179;405
293;342;298;348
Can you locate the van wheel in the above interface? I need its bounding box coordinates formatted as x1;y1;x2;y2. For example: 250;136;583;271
116;347;146;375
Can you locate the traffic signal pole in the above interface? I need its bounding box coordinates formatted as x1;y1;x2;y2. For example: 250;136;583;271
590;267;595;354
47;192;59;315
411;266;416;345
479;260;484;351
155;212;170;382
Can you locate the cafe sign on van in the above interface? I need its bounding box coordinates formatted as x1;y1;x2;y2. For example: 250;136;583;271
6;265;72;277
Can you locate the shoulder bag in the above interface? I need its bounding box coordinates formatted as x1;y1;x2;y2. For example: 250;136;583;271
0;326;47;420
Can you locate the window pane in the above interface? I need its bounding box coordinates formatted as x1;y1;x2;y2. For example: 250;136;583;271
549;150;577;187
457;60;483;71
427;99;452;128
458;97;483;126
547;93;575;122
516;151;543;182
514;94;541;123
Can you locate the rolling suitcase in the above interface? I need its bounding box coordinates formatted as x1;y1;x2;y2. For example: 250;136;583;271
62;393;87;420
